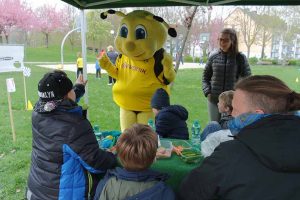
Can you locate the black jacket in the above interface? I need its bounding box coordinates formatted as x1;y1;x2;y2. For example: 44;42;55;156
202;50;251;103
155;105;189;140
27;97;117;200
179;114;300;200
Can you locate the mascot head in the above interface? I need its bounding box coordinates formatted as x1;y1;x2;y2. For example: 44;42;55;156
101;10;177;61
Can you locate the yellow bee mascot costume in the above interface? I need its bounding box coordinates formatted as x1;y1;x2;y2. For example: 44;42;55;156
100;9;177;131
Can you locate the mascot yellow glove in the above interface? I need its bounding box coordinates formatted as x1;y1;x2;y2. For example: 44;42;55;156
99;53;118;79
162;51;176;82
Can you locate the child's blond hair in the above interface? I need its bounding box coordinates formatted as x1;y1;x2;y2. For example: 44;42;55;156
219;90;234;112
116;124;157;171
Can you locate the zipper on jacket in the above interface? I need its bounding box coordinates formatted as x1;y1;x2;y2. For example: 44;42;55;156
222;54;227;91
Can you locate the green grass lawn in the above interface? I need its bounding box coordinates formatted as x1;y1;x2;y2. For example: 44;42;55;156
0;64;300;199
25;45;98;63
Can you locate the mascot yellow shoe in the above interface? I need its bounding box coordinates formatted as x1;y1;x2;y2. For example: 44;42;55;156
100;9;177;131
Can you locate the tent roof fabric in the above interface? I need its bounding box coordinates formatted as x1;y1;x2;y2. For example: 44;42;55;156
61;0;300;9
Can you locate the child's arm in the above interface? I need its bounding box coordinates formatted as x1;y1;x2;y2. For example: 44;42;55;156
73;74;88;102
155;115;171;138
68;123;117;173
202;57;213;97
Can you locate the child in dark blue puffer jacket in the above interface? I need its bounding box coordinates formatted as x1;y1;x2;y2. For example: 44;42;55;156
151;88;189;140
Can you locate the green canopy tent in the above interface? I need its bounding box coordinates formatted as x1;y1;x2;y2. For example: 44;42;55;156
60;0;300;106
62;0;300;9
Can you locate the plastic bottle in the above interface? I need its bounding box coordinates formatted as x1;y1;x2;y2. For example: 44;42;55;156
93;125;100;133
147;119;155;131
93;124;102;141
148;119;161;147
191;120;201;148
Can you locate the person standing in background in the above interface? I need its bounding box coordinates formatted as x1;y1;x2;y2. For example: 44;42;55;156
76;52;83;78
202;28;251;122
106;45;118;85
95;55;101;79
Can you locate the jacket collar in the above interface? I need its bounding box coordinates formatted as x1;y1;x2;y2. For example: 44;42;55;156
107;167;169;182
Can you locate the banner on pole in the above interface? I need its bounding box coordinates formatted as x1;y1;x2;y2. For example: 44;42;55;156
6;78;16;93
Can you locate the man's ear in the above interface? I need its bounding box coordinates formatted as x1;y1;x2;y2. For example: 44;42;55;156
225;106;231;113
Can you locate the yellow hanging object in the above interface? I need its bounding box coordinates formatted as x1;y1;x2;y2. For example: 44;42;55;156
27;100;33;111
296;77;299;83
57;64;63;69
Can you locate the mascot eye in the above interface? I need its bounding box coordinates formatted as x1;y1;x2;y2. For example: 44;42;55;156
120;24;128;38
135;25;147;40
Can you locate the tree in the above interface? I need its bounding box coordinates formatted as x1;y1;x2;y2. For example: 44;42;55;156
35;4;63;48
188;7;210;60
143;6;182;56
0;0;35;43
86;10;113;51
174;6;198;72
208;18;224;51
277;6;300;59
231;7;261;58
256;7;286;59
61;5;79;50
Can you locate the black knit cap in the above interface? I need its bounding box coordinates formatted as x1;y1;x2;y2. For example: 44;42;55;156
151;88;170;110
38;70;73;102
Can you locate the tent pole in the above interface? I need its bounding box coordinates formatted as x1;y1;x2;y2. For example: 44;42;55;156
80;9;89;115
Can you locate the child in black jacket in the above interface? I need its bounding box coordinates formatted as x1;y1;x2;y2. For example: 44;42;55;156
151;88;189;140
26;70;117;200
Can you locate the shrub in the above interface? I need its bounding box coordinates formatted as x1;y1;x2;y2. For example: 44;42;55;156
182;56;208;63
183;55;193;63
248;57;258;65
257;58;278;65
288;59;300;66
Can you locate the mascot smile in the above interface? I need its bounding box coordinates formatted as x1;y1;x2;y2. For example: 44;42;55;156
100;9;177;131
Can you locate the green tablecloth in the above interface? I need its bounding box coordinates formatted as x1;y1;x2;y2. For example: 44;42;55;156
150;139;203;191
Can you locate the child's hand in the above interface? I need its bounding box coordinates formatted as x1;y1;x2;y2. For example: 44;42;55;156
107;146;117;155
76;74;88;86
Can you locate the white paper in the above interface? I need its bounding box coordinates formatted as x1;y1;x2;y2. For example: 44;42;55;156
22;67;31;77
6;78;16;93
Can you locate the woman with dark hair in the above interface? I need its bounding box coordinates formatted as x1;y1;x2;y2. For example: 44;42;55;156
202;28;251;121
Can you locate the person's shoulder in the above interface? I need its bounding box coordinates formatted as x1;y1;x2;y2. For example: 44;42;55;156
214;138;247;157
156;109;173;121
237;52;247;60
208;50;221;60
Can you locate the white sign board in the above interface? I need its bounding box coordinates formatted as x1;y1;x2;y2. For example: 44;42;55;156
0;45;24;73
6;78;16;93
